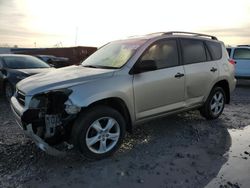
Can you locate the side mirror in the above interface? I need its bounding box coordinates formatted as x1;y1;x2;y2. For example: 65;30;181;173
132;60;157;74
47;59;53;63
0;68;7;75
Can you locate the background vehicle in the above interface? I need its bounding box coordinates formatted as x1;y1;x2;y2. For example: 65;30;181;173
227;45;250;79
0;54;53;100
35;55;70;68
11;32;236;159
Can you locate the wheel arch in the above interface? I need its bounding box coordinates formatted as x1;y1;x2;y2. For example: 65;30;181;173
3;79;15;89
2;78;7;90
83;97;133;133
212;80;230;104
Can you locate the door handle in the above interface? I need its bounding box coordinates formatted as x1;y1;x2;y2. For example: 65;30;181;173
174;72;184;78
210;67;217;72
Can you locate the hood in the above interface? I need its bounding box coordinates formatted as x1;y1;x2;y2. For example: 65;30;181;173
17;65;115;95
8;67;53;76
7;67;54;86
17;68;54;76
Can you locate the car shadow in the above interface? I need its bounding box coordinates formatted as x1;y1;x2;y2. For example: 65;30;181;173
236;79;250;88
16;111;232;188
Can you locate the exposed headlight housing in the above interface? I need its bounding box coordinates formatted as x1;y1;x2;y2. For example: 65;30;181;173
64;99;81;114
29;89;72;109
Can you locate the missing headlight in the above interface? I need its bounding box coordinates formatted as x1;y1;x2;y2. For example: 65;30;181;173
29;89;72;111
27;89;73;139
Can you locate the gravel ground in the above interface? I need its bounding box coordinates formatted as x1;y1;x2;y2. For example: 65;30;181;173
0;82;250;188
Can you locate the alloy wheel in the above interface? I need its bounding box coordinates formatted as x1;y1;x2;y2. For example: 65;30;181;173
210;91;224;116
85;117;120;154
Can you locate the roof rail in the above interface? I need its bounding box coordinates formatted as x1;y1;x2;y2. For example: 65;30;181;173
163;31;218;40
146;32;166;36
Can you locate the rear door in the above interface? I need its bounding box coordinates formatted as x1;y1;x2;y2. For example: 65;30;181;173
133;39;185;119
180;38;219;106
232;48;250;78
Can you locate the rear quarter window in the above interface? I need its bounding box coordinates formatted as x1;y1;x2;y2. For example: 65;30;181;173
233;48;250;60
205;41;222;60
180;39;206;64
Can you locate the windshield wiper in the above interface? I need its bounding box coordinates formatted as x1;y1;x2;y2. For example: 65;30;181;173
83;65;99;68
83;65;119;69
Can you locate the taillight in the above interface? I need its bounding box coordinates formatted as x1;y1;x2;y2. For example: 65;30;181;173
229;59;236;65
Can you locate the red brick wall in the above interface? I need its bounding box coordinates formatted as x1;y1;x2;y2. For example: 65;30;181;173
15;46;97;65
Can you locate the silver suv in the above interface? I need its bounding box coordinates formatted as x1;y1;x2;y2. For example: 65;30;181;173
11;32;236;159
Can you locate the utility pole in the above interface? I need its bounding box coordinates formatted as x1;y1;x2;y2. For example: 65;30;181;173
75;27;78;46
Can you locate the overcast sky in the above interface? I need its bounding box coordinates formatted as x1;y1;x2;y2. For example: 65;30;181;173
0;0;250;48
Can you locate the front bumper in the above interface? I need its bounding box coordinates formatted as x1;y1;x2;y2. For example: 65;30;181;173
25;124;66;156
10;96;66;156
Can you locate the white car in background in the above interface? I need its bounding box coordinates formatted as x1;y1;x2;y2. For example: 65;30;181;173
227;45;250;79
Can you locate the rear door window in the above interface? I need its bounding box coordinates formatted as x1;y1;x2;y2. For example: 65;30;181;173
206;41;222;60
180;39;206;64
205;46;212;61
233;48;250;59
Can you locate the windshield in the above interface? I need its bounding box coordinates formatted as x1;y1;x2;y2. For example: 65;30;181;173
82;39;147;69
3;56;50;69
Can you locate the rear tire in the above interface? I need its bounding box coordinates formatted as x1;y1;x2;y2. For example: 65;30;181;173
71;106;126;160
200;87;225;120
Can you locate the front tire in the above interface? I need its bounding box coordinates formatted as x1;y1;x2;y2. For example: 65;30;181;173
4;82;14;102
71;106;126;160
200;87;225;120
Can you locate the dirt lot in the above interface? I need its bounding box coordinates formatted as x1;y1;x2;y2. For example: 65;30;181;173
0;83;250;188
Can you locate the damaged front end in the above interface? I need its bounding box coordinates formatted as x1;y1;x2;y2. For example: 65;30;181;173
18;89;80;155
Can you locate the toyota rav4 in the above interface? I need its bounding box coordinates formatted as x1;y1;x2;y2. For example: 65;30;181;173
10;31;236;159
